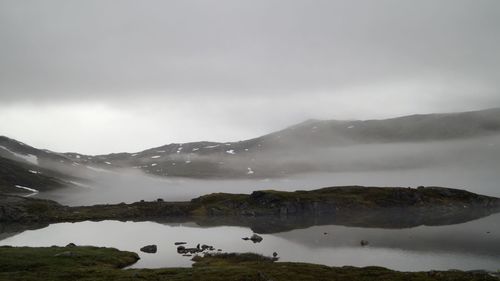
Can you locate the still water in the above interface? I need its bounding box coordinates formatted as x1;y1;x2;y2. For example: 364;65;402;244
1;213;499;271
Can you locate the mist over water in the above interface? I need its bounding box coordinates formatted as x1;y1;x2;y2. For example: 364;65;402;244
36;135;500;206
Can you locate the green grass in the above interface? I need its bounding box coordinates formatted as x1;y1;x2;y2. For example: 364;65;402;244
0;246;497;281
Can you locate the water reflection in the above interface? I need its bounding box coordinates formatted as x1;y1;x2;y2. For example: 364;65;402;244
0;213;499;271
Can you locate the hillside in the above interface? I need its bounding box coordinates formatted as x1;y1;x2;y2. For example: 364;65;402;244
63;108;500;178
1;108;500;183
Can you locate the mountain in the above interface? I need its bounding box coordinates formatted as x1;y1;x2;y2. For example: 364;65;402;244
0;137;82;195
1;108;499;189
63;107;500;178
0;156;67;194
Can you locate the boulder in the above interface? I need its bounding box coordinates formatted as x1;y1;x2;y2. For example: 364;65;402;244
250;234;263;243
140;244;157;253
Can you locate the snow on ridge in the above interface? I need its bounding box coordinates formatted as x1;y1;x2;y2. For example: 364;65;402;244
151;163;158;167
28;170;40;174
15;185;39;194
104;161;112;165
226;150;235;155
204;145;220;149
247;167;254;175
131;153;138;157
347;125;355;129
192;148;199;151
151;155;161;159
157;150;166;153
76;155;81;159
0;145;39;165
185;160;191;164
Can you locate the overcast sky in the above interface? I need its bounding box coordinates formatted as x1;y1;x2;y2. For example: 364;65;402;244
1;0;499;154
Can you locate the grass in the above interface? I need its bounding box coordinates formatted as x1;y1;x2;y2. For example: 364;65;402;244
0;246;497;281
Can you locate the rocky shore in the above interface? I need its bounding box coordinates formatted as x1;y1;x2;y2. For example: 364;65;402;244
1;186;499;227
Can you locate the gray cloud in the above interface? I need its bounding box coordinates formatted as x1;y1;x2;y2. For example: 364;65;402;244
0;0;499;153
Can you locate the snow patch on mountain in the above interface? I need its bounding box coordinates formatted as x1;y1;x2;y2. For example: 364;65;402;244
15;185;39;194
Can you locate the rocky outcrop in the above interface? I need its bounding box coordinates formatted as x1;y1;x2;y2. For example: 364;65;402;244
1;186;499;228
192;186;500;218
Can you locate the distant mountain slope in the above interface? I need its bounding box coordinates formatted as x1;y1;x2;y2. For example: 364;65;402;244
0;156;67;194
0;137;83;195
2;108;500;181
0;136;75;166
259;107;500;147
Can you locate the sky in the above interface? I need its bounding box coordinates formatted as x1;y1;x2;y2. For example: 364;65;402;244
1;0;499;154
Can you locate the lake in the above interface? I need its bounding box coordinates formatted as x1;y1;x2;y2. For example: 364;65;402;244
1;213;499;272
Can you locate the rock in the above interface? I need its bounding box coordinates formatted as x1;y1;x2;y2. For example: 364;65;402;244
360;240;369;246
177;246;186;252
174;242;187;245
250;234;263;243
182;254;192;257
242;237;250;241
66;243;76;247
272;252;278;258
140;244;157;253
157;198;164;202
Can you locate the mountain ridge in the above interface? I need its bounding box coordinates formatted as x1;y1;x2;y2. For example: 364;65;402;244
1;107;500;185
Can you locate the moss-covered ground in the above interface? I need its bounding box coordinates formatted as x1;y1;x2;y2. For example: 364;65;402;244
0;246;497;281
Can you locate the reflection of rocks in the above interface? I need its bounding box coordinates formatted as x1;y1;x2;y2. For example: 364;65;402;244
360;240;369;246
193;205;500;234
140;245;157;253
174;242;187;245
